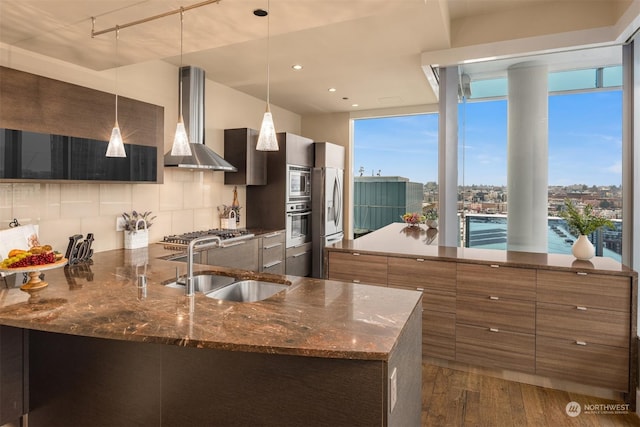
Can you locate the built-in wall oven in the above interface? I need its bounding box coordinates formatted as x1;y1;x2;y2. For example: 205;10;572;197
286;201;311;247
287;165;311;202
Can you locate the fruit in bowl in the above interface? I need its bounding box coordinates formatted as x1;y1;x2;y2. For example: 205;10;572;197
1;245;60;269
401;212;426;226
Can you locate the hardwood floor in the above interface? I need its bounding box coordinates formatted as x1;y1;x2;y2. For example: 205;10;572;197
422;363;640;426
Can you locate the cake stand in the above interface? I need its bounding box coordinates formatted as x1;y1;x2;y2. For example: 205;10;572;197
1;258;68;302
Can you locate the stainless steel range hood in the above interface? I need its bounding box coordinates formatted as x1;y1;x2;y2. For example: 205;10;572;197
164;66;237;171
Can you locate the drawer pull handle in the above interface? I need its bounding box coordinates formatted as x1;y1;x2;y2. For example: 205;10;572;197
576;306;587;311
263;260;282;269
264;243;282;249
264;232;281;238
576;272;588;276
489;328;499;333
353;279;361;283
489;296;499;300
489;264;500;268
576;341;587;346
352;253;360;256
221;241;246;248
416;258;425;262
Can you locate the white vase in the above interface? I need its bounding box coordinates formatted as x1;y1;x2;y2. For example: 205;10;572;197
426;219;438;229
572;234;595;260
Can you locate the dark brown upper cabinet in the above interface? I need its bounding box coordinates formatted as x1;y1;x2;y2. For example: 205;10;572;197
224;128;267;186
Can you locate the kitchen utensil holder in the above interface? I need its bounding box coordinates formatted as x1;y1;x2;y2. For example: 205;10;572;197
124;219;149;249
220;210;237;230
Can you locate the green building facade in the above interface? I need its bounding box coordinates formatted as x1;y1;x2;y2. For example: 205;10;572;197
354;176;424;235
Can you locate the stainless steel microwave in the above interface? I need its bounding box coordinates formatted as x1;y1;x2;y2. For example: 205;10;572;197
287;164;311;201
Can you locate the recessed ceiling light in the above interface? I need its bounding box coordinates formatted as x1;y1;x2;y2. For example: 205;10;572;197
253;8;268;17
351;103;359;107
291;64;303;70
328;88;336;92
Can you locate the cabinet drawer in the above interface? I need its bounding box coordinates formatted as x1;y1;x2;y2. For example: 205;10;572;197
262;259;284;275
327;252;387;286
388;257;456;292
457;263;536;301
537;302;629;348
261;231;285;246
423;310;455;361
286;243;311;277
262;242;284;265
456;324;535;373
206;239;259;271
537;270;630;312
388;283;455;313
536;335;629;391
457;294;535;334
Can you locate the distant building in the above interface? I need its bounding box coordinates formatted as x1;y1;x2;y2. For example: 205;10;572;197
354;176;423;235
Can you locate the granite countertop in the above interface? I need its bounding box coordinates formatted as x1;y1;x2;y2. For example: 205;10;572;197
0;243;422;361
329;223;636;276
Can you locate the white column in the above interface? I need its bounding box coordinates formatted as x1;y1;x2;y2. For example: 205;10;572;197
507;62;548;253
438;66;459;247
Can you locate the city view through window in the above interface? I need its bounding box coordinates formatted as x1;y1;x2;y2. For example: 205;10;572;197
354;88;623;262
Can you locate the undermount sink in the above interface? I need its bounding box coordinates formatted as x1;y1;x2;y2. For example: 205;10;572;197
205;280;288;303
163;273;236;293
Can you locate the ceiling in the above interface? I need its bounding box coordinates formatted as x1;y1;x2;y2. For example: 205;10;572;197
0;0;635;115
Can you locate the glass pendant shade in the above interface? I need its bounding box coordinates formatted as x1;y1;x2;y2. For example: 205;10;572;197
171;117;192;156
106;121;126;157
256;109;279;151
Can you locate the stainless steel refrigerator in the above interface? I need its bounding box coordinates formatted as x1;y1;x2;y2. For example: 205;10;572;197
312;142;345;278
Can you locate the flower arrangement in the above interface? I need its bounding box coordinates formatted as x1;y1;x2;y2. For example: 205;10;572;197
425;208;438;221
559;199;614;236
122;211;156;233
401;212;426;226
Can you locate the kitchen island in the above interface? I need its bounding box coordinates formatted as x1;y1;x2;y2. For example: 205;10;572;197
0;243;422;426
325;222;638;409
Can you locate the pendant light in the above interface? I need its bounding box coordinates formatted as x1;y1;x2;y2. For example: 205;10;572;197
106;26;126;158
171;8;192;156
256;0;279;151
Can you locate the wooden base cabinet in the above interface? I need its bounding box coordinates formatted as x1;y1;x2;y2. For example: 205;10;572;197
536;270;631;392
388;257;456;360
456;263;536;373
327;251;388;286
456;324;535;373
325;245;637;407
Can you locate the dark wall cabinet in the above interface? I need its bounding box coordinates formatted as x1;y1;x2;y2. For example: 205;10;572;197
0;66;164;183
0;129;157;182
246;132;314;230
223;128;266;186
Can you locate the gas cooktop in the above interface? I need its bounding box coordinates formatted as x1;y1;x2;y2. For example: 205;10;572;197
161;229;254;246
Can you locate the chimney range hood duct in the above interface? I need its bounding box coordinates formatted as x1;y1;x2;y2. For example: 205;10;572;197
164;66;237;171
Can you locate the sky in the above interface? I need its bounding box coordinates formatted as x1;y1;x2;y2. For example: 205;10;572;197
354;90;622;187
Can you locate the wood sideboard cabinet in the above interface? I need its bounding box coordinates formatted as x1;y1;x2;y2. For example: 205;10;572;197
536;270;630;391
387;257;456;360
326;241;637;407
456;263;536;373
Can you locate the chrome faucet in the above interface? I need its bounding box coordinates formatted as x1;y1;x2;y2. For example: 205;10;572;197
186;235;222;296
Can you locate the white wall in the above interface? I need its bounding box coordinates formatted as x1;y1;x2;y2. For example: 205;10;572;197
0;44;301;253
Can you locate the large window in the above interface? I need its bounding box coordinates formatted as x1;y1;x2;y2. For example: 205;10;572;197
459;47;623;261
353;114;438;235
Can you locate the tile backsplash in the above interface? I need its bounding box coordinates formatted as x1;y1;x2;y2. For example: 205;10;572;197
0;169;242;254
